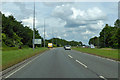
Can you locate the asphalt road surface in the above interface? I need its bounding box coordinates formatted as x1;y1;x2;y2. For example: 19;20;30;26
5;48;118;79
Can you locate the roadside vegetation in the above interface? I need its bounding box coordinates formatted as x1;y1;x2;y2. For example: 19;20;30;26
72;47;119;61
82;19;120;61
89;19;120;49
2;47;48;70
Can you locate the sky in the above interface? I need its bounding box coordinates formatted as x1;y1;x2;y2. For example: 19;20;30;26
1;2;118;45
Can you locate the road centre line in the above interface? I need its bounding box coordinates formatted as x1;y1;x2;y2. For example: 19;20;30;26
99;76;107;80
67;51;88;68
75;60;88;68
68;55;73;58
68;51;108;79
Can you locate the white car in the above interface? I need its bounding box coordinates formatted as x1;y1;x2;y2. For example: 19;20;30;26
64;45;71;50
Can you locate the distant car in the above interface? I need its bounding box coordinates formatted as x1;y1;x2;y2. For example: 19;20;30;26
64;45;71;50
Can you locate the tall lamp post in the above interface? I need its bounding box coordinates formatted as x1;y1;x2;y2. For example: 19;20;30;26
44;18;46;47
33;1;35;50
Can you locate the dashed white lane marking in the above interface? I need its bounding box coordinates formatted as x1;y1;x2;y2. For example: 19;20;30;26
5;53;44;78
76;60;88;68
68;55;73;58
99;76;107;80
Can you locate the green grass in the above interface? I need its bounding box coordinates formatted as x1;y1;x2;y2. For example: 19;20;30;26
72;47;119;61
2;47;48;70
2;47;19;51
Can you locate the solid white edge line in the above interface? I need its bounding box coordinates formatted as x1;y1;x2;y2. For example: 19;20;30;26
76;60;88;68
5;53;44;78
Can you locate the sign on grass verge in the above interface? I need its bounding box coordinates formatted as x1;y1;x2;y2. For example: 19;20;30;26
34;39;42;44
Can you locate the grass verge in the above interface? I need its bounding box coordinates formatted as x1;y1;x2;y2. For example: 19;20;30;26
72;47;119;61
2;48;48;70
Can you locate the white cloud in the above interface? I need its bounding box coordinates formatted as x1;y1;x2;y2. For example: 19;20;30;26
52;4;72;20
45;17;66;28
83;36;88;40
79;26;86;29
82;30;94;35
71;7;85;19
51;4;106;43
63;34;67;37
57;36;61;39
42;32;49;38
2;11;12;17
88;20;104;30
86;7;106;20
53;8;106;43
52;4;106;30
22;16;39;29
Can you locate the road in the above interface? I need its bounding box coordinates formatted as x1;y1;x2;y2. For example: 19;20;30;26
5;48;118;79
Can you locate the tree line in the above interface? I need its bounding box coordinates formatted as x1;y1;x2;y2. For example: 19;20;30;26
46;38;83;47
1;12;82;48
1;12;43;48
89;19;120;49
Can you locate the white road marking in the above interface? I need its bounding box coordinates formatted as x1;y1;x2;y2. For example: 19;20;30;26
5;53;44;78
68;55;73;58
99;76;107;80
76;60;87;68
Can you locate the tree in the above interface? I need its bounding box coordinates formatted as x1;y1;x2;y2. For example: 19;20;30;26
1;12;43;48
89;20;120;49
89;36;98;46
114;19;120;28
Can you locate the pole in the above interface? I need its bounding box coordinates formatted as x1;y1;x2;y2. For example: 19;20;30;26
104;30;105;47
51;27;54;44
33;1;35;50
98;37;99;48
44;19;45;47
56;33;57;47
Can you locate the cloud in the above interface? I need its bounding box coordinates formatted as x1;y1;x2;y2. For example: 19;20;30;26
44;17;66;28
63;33;67;37
82;30;94;35
13;2;33;19
43;32;49;38
21;16;39;29
87;20;104;31
83;36;88;40
1;11;12;17
52;4;73;19
52;4;106;30
43;2;74;7
57;36;61;39
51;4;107;44
119;2;120;19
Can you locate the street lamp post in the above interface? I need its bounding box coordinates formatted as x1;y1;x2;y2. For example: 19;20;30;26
56;33;57;46
33;1;35;50
44;19;45;47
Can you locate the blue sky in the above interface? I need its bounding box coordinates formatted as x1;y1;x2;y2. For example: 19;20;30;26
1;2;118;44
